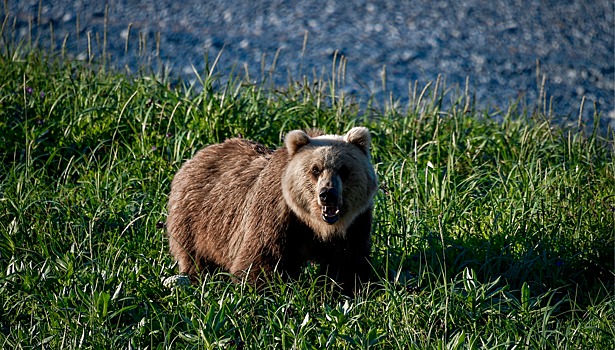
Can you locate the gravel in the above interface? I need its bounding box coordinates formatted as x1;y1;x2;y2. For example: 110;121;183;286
5;0;614;129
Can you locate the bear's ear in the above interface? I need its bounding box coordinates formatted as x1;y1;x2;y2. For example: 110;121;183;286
343;127;371;155
285;130;311;156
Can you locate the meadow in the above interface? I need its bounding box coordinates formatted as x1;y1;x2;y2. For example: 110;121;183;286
0;25;614;349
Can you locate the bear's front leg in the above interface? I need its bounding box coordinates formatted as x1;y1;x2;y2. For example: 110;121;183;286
320;241;371;295
319;209;373;295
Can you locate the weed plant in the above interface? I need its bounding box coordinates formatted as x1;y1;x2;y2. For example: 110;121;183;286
0;18;614;350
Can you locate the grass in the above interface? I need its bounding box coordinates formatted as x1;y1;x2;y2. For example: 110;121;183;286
0;18;614;349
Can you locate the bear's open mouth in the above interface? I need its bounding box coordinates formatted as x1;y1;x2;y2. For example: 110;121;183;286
321;205;340;224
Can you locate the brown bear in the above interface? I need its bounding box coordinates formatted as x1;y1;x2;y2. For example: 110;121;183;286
166;127;378;293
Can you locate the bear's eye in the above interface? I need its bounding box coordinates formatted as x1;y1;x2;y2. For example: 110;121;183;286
311;166;321;179
339;166;350;181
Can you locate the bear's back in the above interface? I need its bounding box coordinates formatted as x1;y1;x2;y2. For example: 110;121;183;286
184;138;273;182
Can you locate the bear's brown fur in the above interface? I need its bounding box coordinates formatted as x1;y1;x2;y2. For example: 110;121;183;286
166;127;378;293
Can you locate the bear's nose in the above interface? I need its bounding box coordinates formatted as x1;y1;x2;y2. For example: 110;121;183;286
319;187;338;205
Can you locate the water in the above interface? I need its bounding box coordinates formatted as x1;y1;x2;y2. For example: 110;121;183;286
4;0;614;131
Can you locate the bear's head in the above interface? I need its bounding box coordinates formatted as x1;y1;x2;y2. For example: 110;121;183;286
282;127;378;240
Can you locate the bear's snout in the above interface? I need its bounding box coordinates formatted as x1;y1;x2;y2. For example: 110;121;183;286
318;187;340;224
319;187;338;205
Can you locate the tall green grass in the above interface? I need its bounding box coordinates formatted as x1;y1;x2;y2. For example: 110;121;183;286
1;20;614;349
